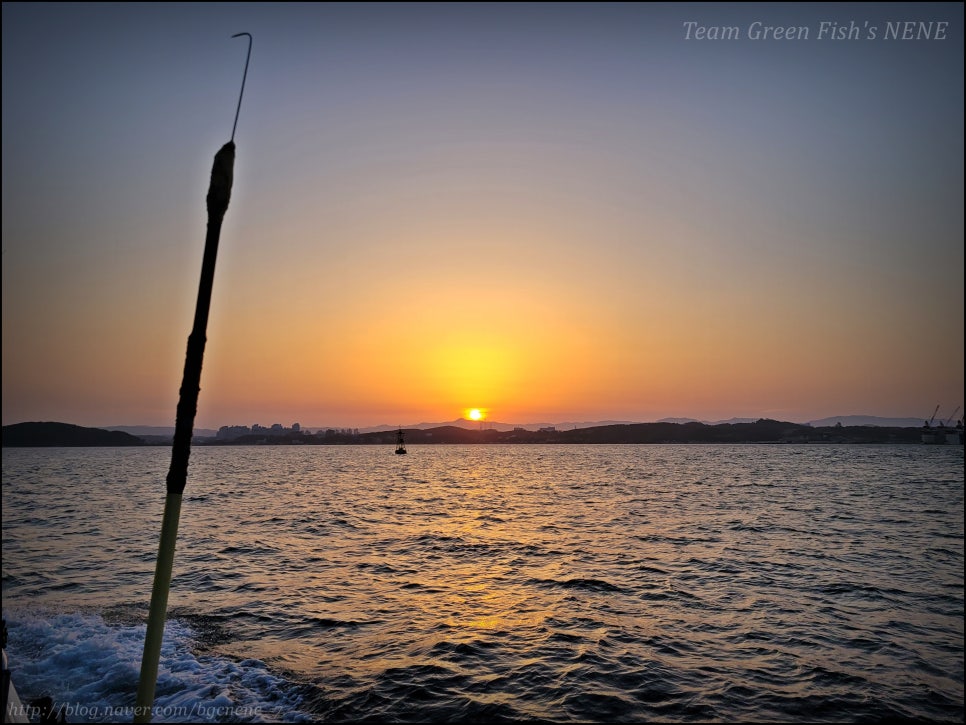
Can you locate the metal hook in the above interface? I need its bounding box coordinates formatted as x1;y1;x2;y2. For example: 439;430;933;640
230;32;252;142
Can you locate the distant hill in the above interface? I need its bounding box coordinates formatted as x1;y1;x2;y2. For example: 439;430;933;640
2;422;145;447
806;415;925;428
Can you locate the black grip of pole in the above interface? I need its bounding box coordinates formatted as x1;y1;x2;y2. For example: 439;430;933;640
207;141;235;220
166;141;236;495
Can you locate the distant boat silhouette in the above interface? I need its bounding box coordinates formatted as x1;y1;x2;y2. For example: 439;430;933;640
395;428;407;455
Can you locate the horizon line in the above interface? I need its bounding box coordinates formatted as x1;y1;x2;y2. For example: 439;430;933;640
0;412;942;433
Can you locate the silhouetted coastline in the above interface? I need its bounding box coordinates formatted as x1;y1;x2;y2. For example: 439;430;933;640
2;419;929;447
1;422;144;447
217;420;925;445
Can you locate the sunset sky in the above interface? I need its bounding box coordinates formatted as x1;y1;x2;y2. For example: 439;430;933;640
2;3;963;430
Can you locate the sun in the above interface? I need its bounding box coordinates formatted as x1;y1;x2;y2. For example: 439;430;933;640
468;408;483;421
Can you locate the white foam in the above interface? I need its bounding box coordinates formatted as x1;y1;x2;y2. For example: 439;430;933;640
3;611;309;723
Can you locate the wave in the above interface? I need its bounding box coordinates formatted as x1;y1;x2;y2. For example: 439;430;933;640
530;577;627;594
3;609;307;723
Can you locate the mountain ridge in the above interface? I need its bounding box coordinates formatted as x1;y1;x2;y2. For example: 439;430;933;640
8;415;932;440
3;415;934;447
353;414;926;434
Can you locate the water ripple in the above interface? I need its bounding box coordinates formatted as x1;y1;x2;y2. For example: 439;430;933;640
3;444;963;722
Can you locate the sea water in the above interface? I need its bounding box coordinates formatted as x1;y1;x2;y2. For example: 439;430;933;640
2;444;963;722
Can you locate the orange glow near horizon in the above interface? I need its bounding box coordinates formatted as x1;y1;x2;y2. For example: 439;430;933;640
191;272;954;429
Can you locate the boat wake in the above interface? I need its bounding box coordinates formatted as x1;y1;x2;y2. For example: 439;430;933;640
3;609;308;723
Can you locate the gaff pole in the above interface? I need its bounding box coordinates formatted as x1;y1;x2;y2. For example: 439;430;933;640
134;32;251;724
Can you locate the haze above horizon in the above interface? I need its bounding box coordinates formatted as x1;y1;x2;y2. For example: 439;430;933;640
2;4;963;432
